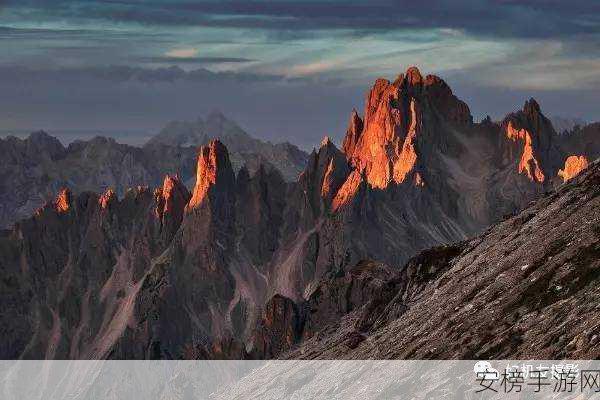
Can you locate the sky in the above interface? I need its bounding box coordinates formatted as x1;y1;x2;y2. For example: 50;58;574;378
1;0;600;149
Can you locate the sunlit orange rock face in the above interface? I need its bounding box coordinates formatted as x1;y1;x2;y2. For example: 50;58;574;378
341;109;363;157
317;137;349;202
505;121;546;183
558;155;589;182
181;139;236;255
299;136;350;213
187;139;234;210
341;66;470;190
155;174;191;218
331;170;363;211
99;188;116;209
348;76;408;189
501;98;560;184
324;66;474;211
53;188;71;213
152;174;191;244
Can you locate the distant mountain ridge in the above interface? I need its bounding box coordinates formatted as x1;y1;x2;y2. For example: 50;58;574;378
0;133;197;229
0;66;599;360
0;115;308;229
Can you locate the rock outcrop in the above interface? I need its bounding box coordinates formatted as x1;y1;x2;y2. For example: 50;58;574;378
341;109;364;157
53;188;72;213
154;174;191;243
501;98;561;183
187;140;235;210
251;294;304;359
558;155;589;182
342;67;471;190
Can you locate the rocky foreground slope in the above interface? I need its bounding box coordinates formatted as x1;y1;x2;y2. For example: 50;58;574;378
285;158;600;359
0;66;598;359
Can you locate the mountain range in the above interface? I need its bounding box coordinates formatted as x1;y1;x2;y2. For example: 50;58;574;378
0;113;308;229
0;66;598;359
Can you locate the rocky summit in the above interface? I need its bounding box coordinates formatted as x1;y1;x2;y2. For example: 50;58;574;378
0;66;598;360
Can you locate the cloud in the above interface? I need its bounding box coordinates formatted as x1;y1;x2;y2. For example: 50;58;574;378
2;0;600;142
288;61;338;76
0;63;364;150
137;56;255;65
5;1;600;40
451;40;600;91
0;64;288;85
165;48;198;58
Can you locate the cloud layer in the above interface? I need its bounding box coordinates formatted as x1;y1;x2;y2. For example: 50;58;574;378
1;0;600;147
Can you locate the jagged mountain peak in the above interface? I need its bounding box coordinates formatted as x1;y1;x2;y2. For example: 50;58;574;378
502;97;561;183
391;66;454;95
155;174;190;214
19;130;66;160
505;97;550;130
319;136;333;148
299;137;350;213
154;174;191;240
404;65;424;86
206;109;227;122
344;69;423;188
341;66;473;189
342;109;364;156
28;129;56;142
187;139;235;210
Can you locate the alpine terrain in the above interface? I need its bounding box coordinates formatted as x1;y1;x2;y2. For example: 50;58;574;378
0;67;598;360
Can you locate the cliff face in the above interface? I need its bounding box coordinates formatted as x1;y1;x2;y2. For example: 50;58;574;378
0;66;598;360
0;183;187;359
342;67;471;190
501;98;562;183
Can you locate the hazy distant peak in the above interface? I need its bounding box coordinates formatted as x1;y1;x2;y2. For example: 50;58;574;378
550;115;587;134
205;109;227;122
145;112;308;181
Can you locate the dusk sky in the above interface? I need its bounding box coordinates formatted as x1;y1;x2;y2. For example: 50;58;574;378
1;0;600;149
